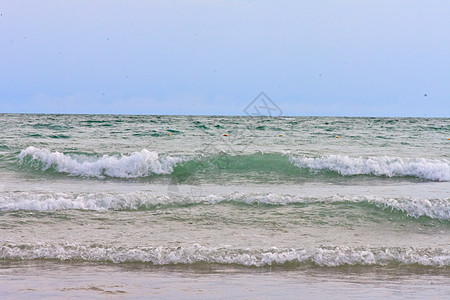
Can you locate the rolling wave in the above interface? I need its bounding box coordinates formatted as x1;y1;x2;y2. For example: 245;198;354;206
16;147;450;181
1;192;448;220
291;155;450;181
0;243;448;267
18;146;182;178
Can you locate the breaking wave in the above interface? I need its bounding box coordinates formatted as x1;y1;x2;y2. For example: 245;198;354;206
18;146;182;178
16;147;450;182
1;192;448;220
290;155;450;182
0;243;448;267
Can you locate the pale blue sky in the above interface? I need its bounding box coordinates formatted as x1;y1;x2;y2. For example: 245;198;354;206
1;0;449;116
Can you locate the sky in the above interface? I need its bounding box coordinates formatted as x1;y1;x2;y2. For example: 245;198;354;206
0;0;449;117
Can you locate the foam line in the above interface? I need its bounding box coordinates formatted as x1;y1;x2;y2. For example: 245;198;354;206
1;192;448;220
0;243;448;267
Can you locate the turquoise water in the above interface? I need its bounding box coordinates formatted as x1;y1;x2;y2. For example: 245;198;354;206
0;114;449;298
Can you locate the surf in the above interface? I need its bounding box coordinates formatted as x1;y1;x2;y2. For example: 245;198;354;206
1;242;448;267
1;191;449;221
16;147;450;182
18;146;182;178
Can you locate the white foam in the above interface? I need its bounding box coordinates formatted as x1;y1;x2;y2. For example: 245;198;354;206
1;192;448;220
290;155;450;181
18;146;182;178
0;243;448;267
0;192;172;211
332;195;450;220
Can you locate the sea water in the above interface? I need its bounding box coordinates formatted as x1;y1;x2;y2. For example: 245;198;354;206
0;114;449;298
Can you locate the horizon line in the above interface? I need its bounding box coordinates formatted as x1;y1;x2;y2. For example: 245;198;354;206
1;112;448;118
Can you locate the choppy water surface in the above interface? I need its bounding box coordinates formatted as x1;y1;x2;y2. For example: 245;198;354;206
0;114;449;298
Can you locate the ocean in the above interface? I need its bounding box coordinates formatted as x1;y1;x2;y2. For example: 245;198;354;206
0;113;449;299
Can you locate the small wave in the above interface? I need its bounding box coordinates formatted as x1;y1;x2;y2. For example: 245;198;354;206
290;155;450;181
0;243;448;267
1;192;448;220
331;195;450;220
18;147;182;178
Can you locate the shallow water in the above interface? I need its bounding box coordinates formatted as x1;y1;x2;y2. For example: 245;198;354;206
1;261;449;299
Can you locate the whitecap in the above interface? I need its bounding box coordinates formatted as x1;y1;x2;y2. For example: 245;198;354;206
18;146;182;178
290;155;450;181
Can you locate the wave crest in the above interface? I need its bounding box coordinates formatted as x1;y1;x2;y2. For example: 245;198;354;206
16;149;450;182
290;155;450;181
18;146;182;178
